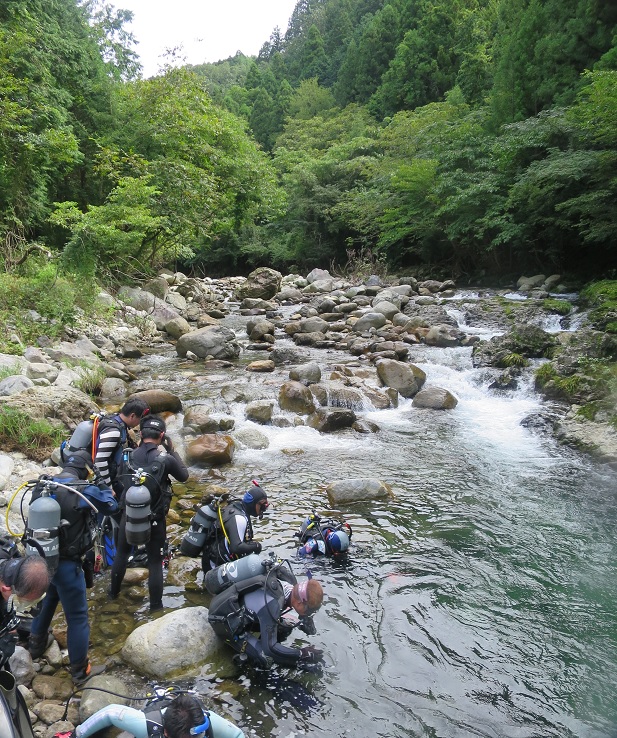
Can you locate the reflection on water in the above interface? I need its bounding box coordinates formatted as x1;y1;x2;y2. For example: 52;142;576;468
88;312;617;738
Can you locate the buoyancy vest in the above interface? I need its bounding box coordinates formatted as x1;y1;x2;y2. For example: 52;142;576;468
208;573;287;640
118;446;169;517
95;414;128;479
29;478;95;561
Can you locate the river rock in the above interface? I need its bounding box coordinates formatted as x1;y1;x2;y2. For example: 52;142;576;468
0;386;93;427
235;267;282;300
144;276;169;299
0;453;14;491
79;675;130;721
326;478;392;504
557;411;617;463
424;324;465;347
0;354;26;372
300;317;329;334
353;312;388;332
165;291;188;312
517;274;545;291
0;375;34;395
371;301;400;320
472;325;556;368
8;646;35;684
176;326;240;361
164;316;192;339
278;381;316;415
99;377;128;402
182;406;218;433
276;286;304;302
234;427;270;449
307;407;356;432
289;362;321;385
306;268;331;284
245;400;274;424
246;360;275;373
43;340;101;365
186;435;235;466
121;606;221;678
129;389;182;413
26;363;59;383
412;386;458;409
166;556;203;589
376;359;426;398
31;674;74;701
269;347;311;366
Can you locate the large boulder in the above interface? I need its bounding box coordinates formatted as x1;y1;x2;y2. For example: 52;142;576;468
164;316;192;339
307;407;356;432
26;362;59;383
472;325;556;368
0;375;34;395
326;478;392;504
129;389;182;413
235;267;282;300
412;386;458;410
278;381;316;415
186;435;235;466
121;607;221;678
289;362;321;385
117;286;181;330
353;312;387;333
99;377;128;403
176;326;240;361
0;386;93;427
376;359;426;398
183;406;220;433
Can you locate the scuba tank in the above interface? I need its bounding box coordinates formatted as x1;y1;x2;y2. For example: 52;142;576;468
180;497;219;557
205;553;266;595
25;494;61;574
124;478;151;546
67;419;95;452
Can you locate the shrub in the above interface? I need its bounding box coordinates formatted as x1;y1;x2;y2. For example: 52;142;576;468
0;407;65;461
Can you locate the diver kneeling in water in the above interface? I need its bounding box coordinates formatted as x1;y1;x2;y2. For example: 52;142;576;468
208;560;325;670
53;688;245;738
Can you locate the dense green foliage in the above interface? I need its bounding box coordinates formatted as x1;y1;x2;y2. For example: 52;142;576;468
0;406;65;460
0;0;616;281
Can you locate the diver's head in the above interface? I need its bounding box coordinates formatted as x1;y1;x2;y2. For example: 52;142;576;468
290;578;323;617
162;694;212;738
326;530;350;553
242;483;269;519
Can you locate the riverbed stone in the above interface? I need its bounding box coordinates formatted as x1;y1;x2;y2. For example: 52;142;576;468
269;347;311;366
234;427;270;449
26;362;59;383
0;385;93;427
164;316;192;339
0;375;34;395
376;359;426;398
245;400;275;424
79;675;130;721
424;324;465;347
300;317;329;334
121;606;221;678
186;435;235;466
326;478;393;504
307;407;356;432
289;362;321;385
176;325;241;361
353;312;388;332
246;360;276;373
129;389;182;413
96;379;125;405
183;405;219;433
278;381;316;415
235;267;282;300
412;386;458;409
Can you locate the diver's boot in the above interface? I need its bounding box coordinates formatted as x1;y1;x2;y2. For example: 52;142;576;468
70;658;105;686
28;630;53;659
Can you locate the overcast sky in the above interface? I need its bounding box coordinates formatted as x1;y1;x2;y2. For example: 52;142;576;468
116;0;298;77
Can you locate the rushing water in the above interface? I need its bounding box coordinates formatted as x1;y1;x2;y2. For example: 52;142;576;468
89;301;617;738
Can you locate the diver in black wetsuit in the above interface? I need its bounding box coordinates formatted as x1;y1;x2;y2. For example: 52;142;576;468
207;566;324;670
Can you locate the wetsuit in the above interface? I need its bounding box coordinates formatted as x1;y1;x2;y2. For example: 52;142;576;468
72;701;245;738
110;443;188;610
93;414;129;490
208;573;306;669
204;501;261;570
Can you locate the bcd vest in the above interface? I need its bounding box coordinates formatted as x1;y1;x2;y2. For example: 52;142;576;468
30;478;94;561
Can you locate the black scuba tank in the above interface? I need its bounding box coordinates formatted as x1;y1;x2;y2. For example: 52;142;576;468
180;498;219;557
124;481;151;545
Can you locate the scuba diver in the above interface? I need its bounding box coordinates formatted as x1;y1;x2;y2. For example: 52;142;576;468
207;557;324;670
52;687;245;738
295;514;352;558
201;482;268;571
26;455;118;684
109;414;189;612
0;542;50;738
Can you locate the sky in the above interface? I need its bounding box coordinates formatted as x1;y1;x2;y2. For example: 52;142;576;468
114;0;298;78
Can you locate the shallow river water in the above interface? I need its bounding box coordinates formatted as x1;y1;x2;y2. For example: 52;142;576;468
89;300;617;738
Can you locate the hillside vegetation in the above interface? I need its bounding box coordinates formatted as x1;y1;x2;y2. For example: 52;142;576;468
1;0;616;285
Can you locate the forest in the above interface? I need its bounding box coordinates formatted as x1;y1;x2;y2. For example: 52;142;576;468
1;0;616;288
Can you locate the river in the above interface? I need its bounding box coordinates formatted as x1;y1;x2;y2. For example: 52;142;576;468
90;295;617;738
